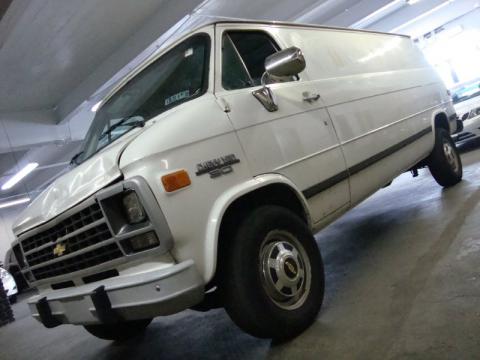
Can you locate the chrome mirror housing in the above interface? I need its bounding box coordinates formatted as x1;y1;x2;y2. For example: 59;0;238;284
265;47;306;78
252;47;306;112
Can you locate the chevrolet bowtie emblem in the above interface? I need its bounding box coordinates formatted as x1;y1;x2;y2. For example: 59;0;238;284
53;243;66;257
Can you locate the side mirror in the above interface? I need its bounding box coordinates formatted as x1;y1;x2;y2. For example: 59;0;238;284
252;47;306;112
265;47;306;78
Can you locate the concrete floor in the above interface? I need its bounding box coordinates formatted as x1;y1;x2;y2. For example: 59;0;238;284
2;140;480;360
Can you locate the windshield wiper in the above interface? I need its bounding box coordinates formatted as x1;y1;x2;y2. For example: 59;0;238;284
70;151;84;166
99;115;145;141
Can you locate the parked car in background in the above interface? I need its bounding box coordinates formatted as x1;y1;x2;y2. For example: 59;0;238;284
4;249;28;292
0;266;18;303
451;80;480;143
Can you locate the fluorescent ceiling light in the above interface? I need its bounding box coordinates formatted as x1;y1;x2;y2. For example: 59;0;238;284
0;197;30;209
351;0;406;29
392;0;453;32
1;162;39;191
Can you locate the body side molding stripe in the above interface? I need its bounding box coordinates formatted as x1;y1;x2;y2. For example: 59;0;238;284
302;126;433;199
302;171;349;199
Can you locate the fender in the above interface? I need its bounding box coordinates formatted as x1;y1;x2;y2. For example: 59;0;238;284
202;173;311;283
431;105;457;135
427;109;451;154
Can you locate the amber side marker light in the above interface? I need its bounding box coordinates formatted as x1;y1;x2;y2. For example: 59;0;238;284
162;170;191;192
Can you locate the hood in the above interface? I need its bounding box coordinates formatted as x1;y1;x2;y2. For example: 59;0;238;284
12;131;142;236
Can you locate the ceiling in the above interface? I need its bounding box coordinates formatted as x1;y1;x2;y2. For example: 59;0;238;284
0;0;479;207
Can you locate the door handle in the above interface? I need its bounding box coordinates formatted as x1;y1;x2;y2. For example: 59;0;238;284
303;92;320;103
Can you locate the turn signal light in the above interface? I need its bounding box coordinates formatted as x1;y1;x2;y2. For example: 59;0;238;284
161;170;191;192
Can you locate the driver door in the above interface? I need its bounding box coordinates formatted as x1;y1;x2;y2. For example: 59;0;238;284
214;24;350;222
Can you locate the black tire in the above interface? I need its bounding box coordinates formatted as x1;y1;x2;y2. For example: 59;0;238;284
223;205;324;340
84;318;152;341
8;295;17;304
428;128;462;187
11;268;29;292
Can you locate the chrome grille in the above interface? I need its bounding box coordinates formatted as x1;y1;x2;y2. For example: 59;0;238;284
21;203;104;253
20;201;124;281
25;223;112;266
31;244;123;280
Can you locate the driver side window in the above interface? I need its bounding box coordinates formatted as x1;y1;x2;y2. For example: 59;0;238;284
222;31;293;91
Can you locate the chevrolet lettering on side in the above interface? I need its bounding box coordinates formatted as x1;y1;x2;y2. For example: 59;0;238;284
10;19;462;341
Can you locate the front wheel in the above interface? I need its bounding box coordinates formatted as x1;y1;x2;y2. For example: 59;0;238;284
83;318;152;341
223;206;325;340
428;128;462;187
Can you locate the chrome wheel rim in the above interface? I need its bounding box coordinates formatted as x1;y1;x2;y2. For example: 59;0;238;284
259;230;311;310
443;139;460;173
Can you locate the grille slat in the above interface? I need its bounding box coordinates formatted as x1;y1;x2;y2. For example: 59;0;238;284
21;203;104;253
31;244;123;280
20;202;123;281
25;224;112;266
23;217;108;256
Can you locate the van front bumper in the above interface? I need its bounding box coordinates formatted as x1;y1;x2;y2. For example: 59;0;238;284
27;260;204;327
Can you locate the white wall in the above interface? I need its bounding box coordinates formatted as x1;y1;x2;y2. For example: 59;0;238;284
443;7;480;33
0;204;26;262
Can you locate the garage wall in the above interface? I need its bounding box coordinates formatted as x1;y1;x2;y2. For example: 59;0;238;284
0;205;25;263
417;6;480;88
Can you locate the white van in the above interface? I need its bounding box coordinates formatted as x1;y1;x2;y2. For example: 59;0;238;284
10;19;461;341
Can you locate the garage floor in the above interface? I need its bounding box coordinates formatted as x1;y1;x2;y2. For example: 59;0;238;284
2;141;480;360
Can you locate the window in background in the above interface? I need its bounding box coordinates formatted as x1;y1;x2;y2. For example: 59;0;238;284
421;27;480;88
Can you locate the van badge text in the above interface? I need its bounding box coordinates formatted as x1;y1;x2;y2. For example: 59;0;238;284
196;154;240;178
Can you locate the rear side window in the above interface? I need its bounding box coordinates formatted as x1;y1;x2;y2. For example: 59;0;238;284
222;31;279;90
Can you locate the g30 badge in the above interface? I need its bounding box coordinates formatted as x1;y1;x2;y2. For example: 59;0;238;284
196;154;240;179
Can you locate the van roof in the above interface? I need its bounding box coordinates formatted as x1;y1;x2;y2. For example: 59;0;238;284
207;17;411;39
85;15;410;109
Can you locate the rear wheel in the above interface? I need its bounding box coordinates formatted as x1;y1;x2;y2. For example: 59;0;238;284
223;205;324;340
84;318;152;341
428;128;462;187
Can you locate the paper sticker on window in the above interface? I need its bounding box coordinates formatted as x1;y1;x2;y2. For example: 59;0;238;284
165;90;190;106
184;48;193;58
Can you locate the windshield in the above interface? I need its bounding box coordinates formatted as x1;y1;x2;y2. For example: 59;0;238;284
78;34;210;164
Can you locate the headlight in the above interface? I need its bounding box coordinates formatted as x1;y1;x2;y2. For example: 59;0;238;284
122;191;147;224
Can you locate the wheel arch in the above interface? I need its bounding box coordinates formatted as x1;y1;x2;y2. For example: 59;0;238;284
432;110;450;133
203;174;311;286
